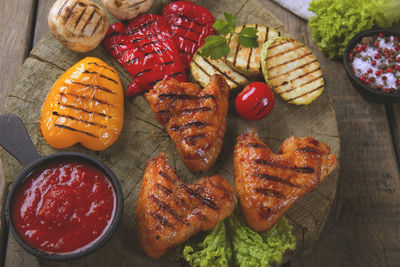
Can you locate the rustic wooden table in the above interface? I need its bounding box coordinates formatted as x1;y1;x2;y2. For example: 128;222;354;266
0;0;399;266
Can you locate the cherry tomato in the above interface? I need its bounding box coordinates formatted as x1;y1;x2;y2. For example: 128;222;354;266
235;82;275;121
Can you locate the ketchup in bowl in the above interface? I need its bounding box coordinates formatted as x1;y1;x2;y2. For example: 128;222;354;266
11;161;116;254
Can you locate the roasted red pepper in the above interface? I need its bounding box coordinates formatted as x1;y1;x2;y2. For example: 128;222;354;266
162;1;215;71
103;14;187;97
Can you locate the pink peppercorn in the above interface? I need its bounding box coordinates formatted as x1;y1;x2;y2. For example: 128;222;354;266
376;70;382;76
371;60;377;66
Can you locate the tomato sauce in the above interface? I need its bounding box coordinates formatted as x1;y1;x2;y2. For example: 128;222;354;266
11;161;116;254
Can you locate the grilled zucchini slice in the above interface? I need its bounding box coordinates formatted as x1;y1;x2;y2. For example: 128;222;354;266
261;37;324;105
190;52;250;90
225;24;280;77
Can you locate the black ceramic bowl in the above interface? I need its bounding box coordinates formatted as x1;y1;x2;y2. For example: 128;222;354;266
0;114;123;261
343;29;400;103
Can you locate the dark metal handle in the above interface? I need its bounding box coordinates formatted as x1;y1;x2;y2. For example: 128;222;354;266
0;114;40;166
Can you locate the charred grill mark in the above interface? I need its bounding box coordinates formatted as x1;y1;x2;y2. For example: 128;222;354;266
246;24;258;69
254;159;315;173
180;36;198;44
52;111;107;128
149;212;175;229
276;68;321;87
259;206;273;219
135;69;152;78
57;102;111;118
81;9;95;33
265;26;270;42
112;42;125;48
156;109;170;115
246;143;267;148
286;85;324;102
180;106;212;114
170;72;183;78
144;48;169;57
268;52;313;71
139;39;164;48
90;13;102;36
170;121;207;131
58;0;69;17
158;93;215;100
71;81;116;94
233;25;246;66
297;147;319;153
278;75;323;96
254;173;303;188
183;134;206;145
177;14;206;27
63;1;79;24
162;61;174;66
269;59;318;80
126;56;140;65
252;98;264;110
74;6;86;28
267;40;289;50
254;188;286;199
267;46;305;61
179;49;192;55
159;171;177;184
180;184;218;210
54;124;98;138
82;70;118;84
87;62;116;73
171;24;202;35
148;79;162;86
202;57;242;86
60;92;112;106
192;60;210;77
149;195;189;225
156;183;172;195
105;20;156;39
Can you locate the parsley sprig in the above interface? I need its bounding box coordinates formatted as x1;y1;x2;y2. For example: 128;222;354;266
200;13;259;60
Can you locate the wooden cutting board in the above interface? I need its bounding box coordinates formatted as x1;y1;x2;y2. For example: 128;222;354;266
0;0;340;265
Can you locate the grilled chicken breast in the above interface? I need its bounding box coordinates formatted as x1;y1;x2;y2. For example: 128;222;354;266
145;74;230;172
136;153;235;258
234;130;337;232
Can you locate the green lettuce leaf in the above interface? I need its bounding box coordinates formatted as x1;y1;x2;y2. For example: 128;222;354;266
308;0;400;59
181;213;296;267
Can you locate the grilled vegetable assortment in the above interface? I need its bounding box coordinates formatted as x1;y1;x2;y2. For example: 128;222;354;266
48;0;109;52
162;1;216;71
40;57;124;151
136;153;235;258
103;14;187;97
261;37;324;105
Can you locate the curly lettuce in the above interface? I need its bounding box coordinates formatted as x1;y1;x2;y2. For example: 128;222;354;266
181;213;296;267
308;0;400;59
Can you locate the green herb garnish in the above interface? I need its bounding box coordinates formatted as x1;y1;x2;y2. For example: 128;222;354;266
200;12;259;60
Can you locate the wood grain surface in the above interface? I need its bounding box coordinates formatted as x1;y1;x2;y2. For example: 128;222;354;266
0;0;340;266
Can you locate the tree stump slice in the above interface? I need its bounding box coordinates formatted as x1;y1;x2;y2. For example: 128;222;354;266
0;0;340;265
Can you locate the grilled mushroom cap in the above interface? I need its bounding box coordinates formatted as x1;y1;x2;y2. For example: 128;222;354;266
101;0;153;21
48;0;109;53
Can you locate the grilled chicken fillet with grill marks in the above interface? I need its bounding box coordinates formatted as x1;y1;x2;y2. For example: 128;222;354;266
234;130;337;232
145;74;230;172
136;153;235;258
